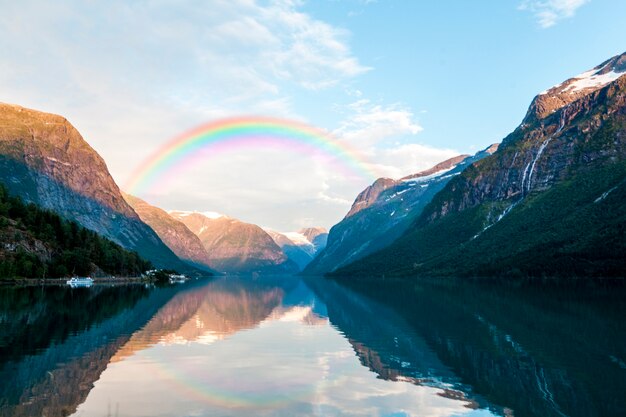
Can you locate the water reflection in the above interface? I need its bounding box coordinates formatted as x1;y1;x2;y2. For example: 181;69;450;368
1;276;624;417
335;278;626;417
0;284;180;417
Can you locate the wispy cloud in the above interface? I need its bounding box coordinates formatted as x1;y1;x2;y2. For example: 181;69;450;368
334;99;423;147
519;0;590;28
333;99;456;179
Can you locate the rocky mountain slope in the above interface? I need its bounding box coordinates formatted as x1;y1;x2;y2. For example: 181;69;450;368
123;194;214;272
305;147;497;275
334;51;626;278
0;103;191;272
265;227;328;270
169;211;298;274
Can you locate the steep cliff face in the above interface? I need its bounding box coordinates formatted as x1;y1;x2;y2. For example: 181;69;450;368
169;211;298;274
305;148;497;275
335;52;626;278
123;194;214;272
0;103;189;271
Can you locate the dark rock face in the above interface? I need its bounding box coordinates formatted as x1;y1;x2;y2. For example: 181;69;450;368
0;103;189;271
304;148;497;275
334;51;626;278
170;211;298;275
123;194;214;272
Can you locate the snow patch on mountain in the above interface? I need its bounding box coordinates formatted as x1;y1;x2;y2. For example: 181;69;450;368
563;70;623;94
540;57;626;96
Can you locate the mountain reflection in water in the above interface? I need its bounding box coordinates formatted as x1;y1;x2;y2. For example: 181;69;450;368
0;276;624;417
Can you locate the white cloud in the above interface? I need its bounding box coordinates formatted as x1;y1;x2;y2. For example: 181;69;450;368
372;144;460;179
519;0;590;28
333;100;457;179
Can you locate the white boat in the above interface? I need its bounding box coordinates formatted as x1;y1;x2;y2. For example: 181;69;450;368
169;274;188;284
66;277;94;287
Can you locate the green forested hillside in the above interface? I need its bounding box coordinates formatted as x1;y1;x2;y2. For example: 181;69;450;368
0;184;152;279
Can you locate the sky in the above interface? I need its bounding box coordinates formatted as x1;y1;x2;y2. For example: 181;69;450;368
1;0;626;231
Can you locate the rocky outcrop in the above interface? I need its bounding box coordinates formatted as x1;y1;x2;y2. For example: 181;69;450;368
123;194;214;272
0;103;191;271
305;148;497;275
169;211;298;274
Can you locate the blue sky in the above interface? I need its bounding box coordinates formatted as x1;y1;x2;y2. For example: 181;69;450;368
1;0;625;230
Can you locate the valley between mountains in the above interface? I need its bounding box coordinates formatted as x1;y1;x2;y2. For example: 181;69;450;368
1;51;626;279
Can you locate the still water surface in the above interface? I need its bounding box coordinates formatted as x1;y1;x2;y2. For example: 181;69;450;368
1;276;625;417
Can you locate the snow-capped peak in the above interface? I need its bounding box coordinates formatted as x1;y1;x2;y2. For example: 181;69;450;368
540;53;626;97
282;232;312;246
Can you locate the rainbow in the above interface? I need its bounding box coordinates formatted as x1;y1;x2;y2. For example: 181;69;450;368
125;116;378;194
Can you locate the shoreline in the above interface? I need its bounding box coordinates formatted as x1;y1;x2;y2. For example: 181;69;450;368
0;276;152;286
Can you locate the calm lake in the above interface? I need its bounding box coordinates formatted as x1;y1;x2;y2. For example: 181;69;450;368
1;276;625;417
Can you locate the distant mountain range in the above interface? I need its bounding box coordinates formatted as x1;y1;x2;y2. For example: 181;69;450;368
330;51;626;278
168;211;301;274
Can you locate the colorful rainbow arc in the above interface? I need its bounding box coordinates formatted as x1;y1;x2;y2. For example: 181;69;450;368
124;116;378;195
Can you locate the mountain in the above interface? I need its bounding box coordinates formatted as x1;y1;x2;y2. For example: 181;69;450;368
169;211;298;274
123;194;214;273
265;230;314;270
265;227;328;270
304;147;497;275
333;51;626;279
0;103;192;272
